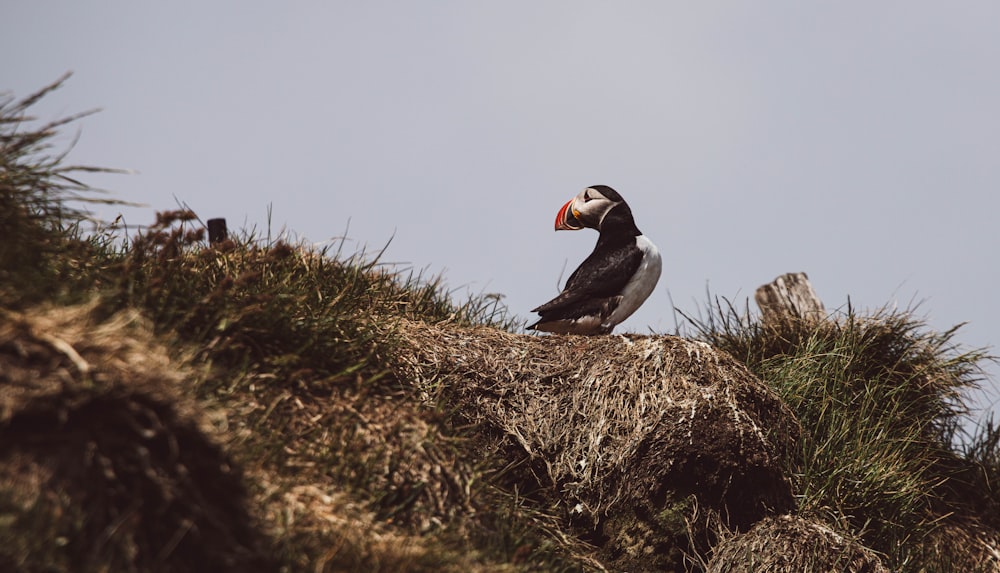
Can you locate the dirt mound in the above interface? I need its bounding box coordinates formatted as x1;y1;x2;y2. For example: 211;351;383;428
706;515;888;573
394;319;801;567
0;303;272;572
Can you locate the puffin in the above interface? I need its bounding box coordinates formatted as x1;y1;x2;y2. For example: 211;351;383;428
529;185;662;335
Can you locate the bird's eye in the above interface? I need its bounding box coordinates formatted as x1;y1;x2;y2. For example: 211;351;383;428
583;192;593;202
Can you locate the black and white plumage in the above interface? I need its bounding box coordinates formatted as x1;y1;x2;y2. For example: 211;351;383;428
529;185;662;335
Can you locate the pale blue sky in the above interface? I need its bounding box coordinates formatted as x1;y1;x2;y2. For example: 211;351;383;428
4;2;998;426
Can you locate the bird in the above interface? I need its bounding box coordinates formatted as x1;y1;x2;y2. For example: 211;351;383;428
529;185;662;335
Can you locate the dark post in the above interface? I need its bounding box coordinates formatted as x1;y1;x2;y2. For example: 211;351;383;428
207;218;228;244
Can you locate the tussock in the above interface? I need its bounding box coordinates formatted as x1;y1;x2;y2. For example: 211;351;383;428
0;73;127;308
0;302;271;572
686;297;1000;571
912;517;1000;573
706;515;889;573
394;318;801;567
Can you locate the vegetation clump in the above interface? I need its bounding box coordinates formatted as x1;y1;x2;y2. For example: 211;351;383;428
0;303;273;572
706;515;888;573
685;300;1000;571
0;73;126;308
394;319;800;571
2;77;999;572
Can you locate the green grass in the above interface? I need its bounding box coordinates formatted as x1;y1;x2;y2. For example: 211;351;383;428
0;73;129;308
681;297;1000;571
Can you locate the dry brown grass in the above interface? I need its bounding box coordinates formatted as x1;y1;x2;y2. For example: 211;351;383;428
910;517;1000;573
706;515;889;573
0;302;535;573
393;318;802;569
0;302;272;572
254;474;508;573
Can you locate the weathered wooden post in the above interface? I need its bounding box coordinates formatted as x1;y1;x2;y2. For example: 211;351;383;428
207;218;228;244
755;272;826;326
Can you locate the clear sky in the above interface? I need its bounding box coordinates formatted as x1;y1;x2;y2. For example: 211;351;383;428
4;2;998;427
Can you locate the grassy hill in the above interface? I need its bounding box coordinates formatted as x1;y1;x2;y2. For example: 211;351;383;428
3;78;1000;572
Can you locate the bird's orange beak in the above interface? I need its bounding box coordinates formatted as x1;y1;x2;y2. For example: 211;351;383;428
554;198;583;231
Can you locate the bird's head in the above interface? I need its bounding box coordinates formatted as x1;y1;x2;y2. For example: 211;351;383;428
554;185;627;232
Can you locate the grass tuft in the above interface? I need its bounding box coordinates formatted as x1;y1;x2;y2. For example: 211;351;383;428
681;297;1000;571
0;73;128;307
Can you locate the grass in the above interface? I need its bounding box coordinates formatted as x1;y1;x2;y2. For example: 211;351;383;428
1;78;586;572
681;297;1000;571
0;72;129;308
101;214;581;570
3;76;1000;572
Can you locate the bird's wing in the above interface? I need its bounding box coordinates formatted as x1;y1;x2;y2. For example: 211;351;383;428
532;246;643;314
530;288;592;314
564;245;643;297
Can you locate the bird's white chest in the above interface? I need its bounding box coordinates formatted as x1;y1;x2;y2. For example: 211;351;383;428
605;235;662;328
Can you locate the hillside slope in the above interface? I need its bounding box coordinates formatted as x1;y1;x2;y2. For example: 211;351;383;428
3;79;1000;572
